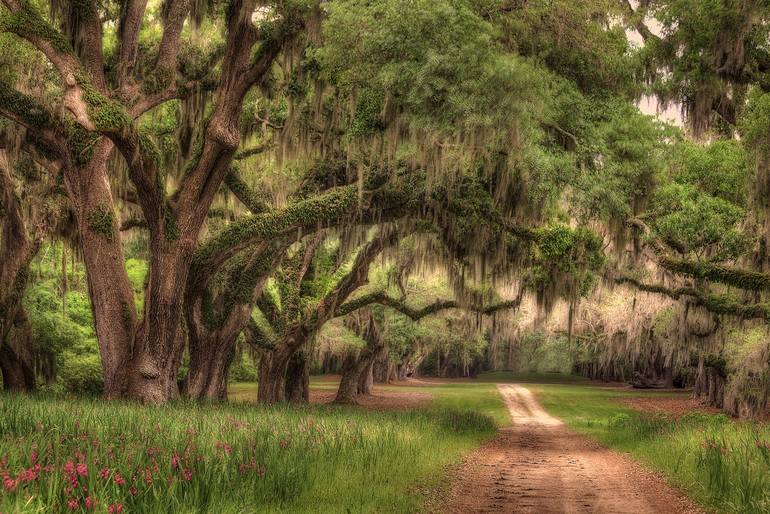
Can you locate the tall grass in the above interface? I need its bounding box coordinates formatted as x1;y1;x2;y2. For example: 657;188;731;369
0;389;499;513
533;382;770;513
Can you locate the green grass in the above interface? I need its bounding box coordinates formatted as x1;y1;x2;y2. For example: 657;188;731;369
523;377;770;513
230;379;511;427
476;370;590;384
0;381;507;513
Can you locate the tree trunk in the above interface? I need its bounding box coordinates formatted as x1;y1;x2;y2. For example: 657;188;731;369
126;242;192;403
357;357;374;395
184;331;236;401
285;350;310;403
334;350;362;404
70;144;137;398
0;310;35;391
373;346;390;383
258;346;294;404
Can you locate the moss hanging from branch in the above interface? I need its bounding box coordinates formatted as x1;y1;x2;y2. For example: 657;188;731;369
616;275;770;321
658;256;770;292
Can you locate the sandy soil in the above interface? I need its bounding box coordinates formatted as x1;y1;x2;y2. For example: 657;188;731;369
309;389;432;410
444;384;702;514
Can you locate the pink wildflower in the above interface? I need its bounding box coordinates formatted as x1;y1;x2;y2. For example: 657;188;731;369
67;498;79;510
114;473;125;486
76;463;88;477
84;496;94;510
99;468;110;480
107;503;123;514
3;477;16;492
182;469;193;481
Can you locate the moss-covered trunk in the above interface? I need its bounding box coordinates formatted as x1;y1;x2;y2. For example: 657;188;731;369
71;144;138;398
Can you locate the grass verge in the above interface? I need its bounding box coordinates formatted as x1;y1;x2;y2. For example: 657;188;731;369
0;381;505;513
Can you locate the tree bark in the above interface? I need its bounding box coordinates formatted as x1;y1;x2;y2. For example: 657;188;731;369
357;358;374;395
285;350;310;403
258;346;294;404
70;143;137;398
334;350;362;404
0;310;35;391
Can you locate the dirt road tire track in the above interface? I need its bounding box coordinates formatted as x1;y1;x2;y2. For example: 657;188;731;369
444;384;702;514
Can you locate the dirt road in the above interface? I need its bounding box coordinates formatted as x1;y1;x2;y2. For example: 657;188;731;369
444;384;701;514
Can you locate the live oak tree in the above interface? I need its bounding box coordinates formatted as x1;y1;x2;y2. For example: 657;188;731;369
0;0;313;402
0;0;668;405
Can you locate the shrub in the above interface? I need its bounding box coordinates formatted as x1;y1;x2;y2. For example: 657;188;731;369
607;413;632;429
58;353;103;395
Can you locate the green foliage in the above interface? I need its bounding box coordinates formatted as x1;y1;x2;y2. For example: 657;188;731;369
497;0;636;95
349;88;385;137
651;183;749;261
0;0;72;55
228;348;258;382
638;0;770;134
511;331;573;374
569;98;668;223
58;352;103;395
668;140;748;206
607;413;632;429
317;0;542;129
741;88;770;155
193;185;359;273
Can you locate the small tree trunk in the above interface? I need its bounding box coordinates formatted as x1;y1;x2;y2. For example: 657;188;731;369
664;365;674;388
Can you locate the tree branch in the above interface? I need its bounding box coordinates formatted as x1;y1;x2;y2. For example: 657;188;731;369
620;0;657;43
336;290;524;321
117;0;149;87
616;275;770;321
223;167;270;214
628;217;770;292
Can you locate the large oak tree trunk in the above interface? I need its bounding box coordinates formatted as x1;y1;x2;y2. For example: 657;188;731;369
0;309;35;391
258;346;294;404
71;144;137;398
285;350;310;403
0;149;35;392
357;358;374;396
334;350;362;405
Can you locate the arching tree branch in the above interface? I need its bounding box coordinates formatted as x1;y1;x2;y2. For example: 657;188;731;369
336;290;524;321
616;275;770;321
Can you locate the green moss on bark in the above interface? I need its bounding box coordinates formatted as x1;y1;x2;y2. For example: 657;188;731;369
75;71;131;133
87;204;116;242
0;1;72;55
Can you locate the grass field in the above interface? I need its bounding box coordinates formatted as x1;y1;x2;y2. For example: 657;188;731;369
0;381;507;513
482;372;770;513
